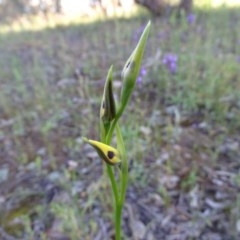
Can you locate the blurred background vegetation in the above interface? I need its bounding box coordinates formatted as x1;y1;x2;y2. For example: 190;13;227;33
0;0;240;239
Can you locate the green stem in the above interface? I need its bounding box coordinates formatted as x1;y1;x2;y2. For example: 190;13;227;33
101;112;128;240
115;123;128;240
116;123;128;204
106;164;119;201
115;200;122;240
106;106;124;144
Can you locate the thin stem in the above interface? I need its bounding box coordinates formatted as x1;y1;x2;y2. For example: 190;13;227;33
114;123;128;240
101;108;128;240
116;123;128;204
106;117;118;145
106;106;124;144
115;201;122;240
106;164;119;201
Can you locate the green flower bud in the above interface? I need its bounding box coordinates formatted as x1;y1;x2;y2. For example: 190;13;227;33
100;65;116;123
120;21;151;113
83;138;121;166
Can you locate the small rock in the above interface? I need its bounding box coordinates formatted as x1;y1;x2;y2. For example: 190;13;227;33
67;160;78;171
0;167;9;183
48;171;62;181
140;126;151;136
161;175;179;189
218;140;239;154
57;78;76;88
236;219;240;233
145;231;155;240
37;147;47;156
198;121;209;131
150;193;164;207
156;152;170;165
189;185;199;209
0;196;5;204
132;220;146;240
85;151;99;159
205;198;229;210
149;110;166;127
72;181;84;196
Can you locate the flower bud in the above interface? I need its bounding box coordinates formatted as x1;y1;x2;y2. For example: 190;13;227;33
100;65;116;123
83;138;121;166
120;21;151;112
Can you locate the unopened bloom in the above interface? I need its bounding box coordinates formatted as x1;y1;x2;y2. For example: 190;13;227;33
120;21;151;113
83;138;121;166
100;65;116;123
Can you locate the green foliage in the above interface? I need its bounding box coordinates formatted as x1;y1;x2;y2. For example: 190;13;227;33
181;170;198;190
83;21;151;240
0;5;240;239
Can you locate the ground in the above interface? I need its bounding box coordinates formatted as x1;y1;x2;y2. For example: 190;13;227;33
0;3;240;240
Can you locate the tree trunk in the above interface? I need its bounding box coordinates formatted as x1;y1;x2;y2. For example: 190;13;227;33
55;0;61;13
135;0;167;16
178;0;193;15
135;0;193;17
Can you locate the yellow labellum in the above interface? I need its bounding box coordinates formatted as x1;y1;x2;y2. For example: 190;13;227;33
83;138;121;166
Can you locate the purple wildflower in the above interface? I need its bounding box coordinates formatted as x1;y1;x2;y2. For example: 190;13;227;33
162;53;178;74
236;55;240;63
137;76;143;85
140;67;147;77
187;13;196;24
137;66;147;86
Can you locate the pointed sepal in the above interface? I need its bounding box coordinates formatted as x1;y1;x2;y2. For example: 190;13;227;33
100;65;116;124
119;21;151;114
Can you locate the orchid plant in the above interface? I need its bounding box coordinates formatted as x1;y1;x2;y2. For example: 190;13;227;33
83;21;151;240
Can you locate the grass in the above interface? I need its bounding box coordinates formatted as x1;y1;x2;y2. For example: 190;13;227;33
0;3;240;239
